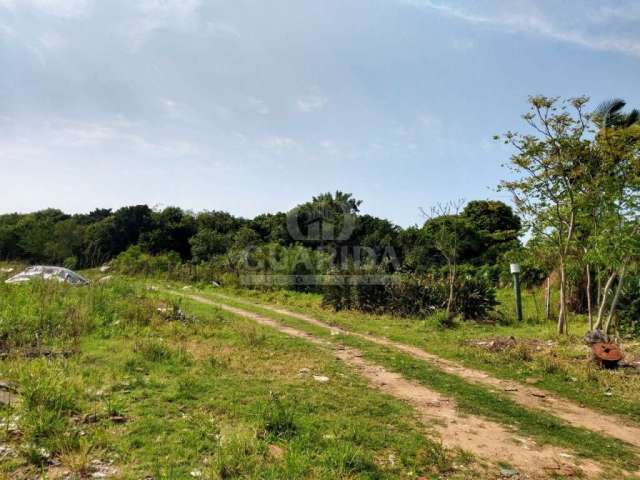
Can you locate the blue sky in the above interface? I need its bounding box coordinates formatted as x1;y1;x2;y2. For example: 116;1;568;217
1;0;639;226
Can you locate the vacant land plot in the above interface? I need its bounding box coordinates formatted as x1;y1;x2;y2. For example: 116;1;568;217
0;278;480;479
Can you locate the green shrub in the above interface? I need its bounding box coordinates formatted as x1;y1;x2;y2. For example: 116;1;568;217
321;272;497;320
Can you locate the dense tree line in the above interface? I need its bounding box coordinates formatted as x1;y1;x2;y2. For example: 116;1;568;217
0;194;521;277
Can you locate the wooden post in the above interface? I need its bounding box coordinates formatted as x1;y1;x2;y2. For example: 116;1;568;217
544;277;551;321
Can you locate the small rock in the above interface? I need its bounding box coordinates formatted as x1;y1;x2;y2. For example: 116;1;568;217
500;467;519;478
530;392;546;398
313;375;330;383
190;469;202;477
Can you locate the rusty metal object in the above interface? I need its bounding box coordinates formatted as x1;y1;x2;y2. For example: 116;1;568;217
591;342;624;369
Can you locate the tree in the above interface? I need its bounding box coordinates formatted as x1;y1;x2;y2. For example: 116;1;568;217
421;200;468;319
589;120;640;333
499;96;592;334
461;200;522;264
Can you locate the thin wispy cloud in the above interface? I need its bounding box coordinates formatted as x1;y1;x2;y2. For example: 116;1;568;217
401;0;640;58
296;91;328;113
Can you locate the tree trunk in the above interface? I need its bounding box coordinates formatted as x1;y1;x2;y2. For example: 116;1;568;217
446;259;455;318
586;264;593;330
594;271;617;330
604;263;628;334
557;259;568;334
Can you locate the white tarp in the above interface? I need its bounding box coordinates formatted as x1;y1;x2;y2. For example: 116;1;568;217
5;266;89;285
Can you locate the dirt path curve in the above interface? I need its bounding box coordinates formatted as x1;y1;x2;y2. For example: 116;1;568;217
178;291;603;479
210;292;640;451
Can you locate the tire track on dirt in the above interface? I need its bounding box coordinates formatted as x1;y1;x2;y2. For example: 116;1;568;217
209;292;640;452
176;291;604;479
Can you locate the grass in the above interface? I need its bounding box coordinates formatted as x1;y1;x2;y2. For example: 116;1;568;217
207;285;640;424
189;287;640;472
0;275;476;479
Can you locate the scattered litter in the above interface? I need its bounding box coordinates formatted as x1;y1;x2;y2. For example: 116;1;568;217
98;275;113;283
99;265;111;273
211;280;221;287
558;453;573;459
5;266;89;285
190;469;203;477
604;391;613;397
313;375;330;383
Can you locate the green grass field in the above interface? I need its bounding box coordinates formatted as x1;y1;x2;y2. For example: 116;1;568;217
2;265;640;478
201;284;640;424
0;276;477;479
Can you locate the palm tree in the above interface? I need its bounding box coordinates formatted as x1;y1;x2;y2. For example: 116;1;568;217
593;98;639;129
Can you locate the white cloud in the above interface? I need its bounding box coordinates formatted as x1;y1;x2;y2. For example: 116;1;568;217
296;92;328;112
0;118;201;159
401;0;640;58
0;0;88;18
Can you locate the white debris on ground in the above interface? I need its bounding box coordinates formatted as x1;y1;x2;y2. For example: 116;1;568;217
0;267;14;273
5;266;89;285
313;375;330;383
99;265;111;273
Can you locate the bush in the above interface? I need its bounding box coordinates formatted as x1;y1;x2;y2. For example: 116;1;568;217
321;272;497;320
452;277;498;319
618;275;640;337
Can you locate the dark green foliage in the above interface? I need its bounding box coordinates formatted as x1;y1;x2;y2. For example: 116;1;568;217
451;276;498;319
322;273;496;320
618;275;640;336
0;196;521;283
